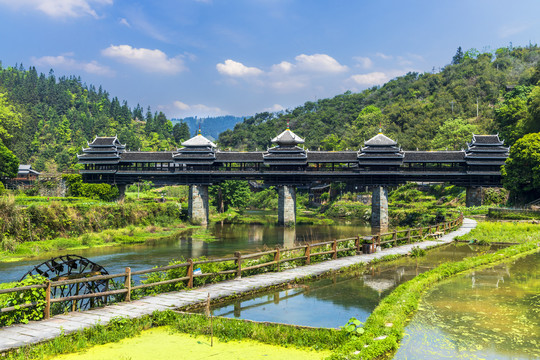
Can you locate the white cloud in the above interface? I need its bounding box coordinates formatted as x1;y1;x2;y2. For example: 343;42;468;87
216;59;263;77
353;56;373;69
375;52;392;60
0;0;112;18
350;72;391;86
271;61;294;74
262;104;285;113
172;101;226;117
102;45;186;74
294;54;348;73
119;18;130;27
32;54;113;76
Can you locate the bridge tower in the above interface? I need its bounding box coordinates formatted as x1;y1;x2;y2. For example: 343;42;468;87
175;129;217;225
464;134;509;207
358;132;404;232
264;123;306;226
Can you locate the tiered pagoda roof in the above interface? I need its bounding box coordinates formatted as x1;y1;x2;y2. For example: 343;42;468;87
263;125;307;166
173;129;217;165
357;133;404;166
77;136;125;165
465;134;509;167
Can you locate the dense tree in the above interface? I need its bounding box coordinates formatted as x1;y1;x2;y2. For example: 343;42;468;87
502;132;540;202
431;117;477;150
452;46;464;65
0;138;18;178
173;121;190;144
210;180;251;212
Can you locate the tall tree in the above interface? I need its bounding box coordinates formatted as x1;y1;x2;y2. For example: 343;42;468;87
173;121;190;143
502;132;540;202
452;46;464;65
0;138;19;178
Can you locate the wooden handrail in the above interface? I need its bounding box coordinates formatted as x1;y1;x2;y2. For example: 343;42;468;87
0;213;464;320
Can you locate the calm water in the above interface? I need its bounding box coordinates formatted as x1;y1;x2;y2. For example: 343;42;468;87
208;243;502;328
0;219;371;283
393;251;540;360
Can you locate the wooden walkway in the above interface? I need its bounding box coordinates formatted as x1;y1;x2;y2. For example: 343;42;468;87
0;218;476;353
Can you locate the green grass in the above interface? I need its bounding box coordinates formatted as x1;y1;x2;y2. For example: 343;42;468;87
456;221;540;244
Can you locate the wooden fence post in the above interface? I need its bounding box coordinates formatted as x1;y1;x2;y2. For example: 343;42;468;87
187;259;194;288
45;281;51;320
305;244;311;265
235;252;242;278
332;239;337;260
419;227;423;238
274;247;280;272
124;267;132;302
407;229;411;244
393;231;397;246
355;236;360;254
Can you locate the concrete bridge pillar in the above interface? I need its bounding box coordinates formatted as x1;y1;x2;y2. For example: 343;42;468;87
188;184;209;225
278;185;296;226
371;186;389;232
466;186;483;207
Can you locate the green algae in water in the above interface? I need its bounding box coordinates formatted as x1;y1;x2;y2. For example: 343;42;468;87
51;326;330;360
394;252;540;360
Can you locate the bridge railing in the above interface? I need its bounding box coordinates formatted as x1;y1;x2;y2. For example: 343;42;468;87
0;214;463;324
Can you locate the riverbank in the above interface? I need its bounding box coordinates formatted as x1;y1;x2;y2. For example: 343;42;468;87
0;218;474;355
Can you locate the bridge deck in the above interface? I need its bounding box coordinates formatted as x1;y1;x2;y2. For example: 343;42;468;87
0;218;476;353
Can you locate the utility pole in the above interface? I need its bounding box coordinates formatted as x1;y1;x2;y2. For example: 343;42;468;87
476;97;479;118
450;101;455;117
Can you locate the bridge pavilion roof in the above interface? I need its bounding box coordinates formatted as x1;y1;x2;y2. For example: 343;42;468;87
78;136;125;164
173;130;216;164
358;132;404;166
264;126;307;165
465;134;509;166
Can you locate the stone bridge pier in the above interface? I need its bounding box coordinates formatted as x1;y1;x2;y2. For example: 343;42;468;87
278;185;296;226
466;186;483;207
371;186;389;233
188;184;209;225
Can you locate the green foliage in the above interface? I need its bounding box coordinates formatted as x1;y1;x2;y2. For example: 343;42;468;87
210;180;251;212
247;186;278;209
0;181;5;195
0;275;47;326
63;174;119;201
341;317;365;336
456;222;540;243
502;132;540;202
0;138;19;178
431;117;477;150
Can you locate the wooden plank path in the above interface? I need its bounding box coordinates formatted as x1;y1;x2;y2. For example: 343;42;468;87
0;218;476;353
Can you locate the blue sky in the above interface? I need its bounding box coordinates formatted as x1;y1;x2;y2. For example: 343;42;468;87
0;0;539;119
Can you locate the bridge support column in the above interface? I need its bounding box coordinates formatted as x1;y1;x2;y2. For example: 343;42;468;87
117;184;126;201
188;185;209;225
371;186;388;232
466;186;483;207
278;185;296;226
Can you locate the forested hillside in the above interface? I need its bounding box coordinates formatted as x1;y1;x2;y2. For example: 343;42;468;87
0;66;190;176
218;45;540;152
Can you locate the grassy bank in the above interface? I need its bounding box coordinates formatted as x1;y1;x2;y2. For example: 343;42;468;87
330;240;540;359
0;196;188;260
4;311;343;360
456;221;540;244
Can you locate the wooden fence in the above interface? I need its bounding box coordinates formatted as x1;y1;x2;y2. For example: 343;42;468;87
0;214;463;321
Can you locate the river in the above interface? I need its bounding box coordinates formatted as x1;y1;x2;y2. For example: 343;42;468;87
0;219;371;283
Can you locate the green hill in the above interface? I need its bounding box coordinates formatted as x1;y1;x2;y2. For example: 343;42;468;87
218;45;540;152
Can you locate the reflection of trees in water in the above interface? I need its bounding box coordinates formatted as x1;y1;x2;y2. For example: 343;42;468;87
403;253;540;359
